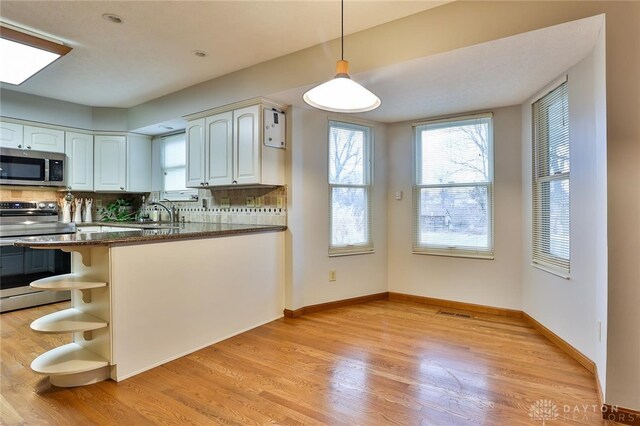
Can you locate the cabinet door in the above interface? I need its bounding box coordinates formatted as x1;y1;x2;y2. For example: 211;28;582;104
233;105;260;185
94;135;126;191
24;126;65;153
185;119;206;188
65;132;94;191
126;134;151;192
206;111;233;186
0;122;23;149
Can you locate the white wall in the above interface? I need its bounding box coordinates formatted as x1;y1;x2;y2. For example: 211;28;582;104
386;106;523;310
0;89;93;130
285;106;388;309
521;40;608;389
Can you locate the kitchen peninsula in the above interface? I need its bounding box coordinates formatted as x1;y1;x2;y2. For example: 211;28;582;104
15;223;285;386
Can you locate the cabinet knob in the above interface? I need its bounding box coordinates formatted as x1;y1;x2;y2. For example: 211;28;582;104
27;145;31;149
232;180;238;185
120;186;124;190
17;144;22;148
205;182;209;185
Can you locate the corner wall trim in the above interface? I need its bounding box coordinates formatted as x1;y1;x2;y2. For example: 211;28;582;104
522;312;595;373
387;292;523;318
283;292;388;318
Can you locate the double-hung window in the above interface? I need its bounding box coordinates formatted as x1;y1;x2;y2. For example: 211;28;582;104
532;80;570;276
328;121;373;255
160;133;198;201
413;114;494;258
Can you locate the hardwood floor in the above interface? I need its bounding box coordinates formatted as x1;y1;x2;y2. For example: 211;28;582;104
1;300;603;425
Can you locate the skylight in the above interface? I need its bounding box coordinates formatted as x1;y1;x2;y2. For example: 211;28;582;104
0;25;71;85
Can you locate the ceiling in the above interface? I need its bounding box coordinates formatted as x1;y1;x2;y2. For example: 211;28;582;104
0;0;449;108
270;14;604;123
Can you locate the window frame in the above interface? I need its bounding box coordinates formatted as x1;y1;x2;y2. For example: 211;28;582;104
531;77;570;278
412;113;495;259
328;120;374;256
159;132;199;202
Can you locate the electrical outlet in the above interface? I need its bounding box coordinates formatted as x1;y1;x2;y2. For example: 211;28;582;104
220;197;230;208
95;199;103;208
246;196;255;208
255;196;262;208
276;196;284;209
329;270;337;281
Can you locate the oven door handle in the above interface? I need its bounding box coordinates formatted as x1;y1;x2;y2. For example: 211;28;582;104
0;238;18;247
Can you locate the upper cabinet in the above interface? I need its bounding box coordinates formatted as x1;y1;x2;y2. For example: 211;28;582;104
24;126;65;153
94;136;126;192
0;122;24;149
206;111;233;186
185;119;206;187
65;132;94;191
94;134;151;192
186;102;284;188
0;122;64;153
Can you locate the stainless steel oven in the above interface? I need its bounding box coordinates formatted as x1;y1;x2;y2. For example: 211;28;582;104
0;201;75;313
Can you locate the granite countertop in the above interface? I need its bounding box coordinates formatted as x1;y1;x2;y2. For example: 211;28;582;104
14;222;287;248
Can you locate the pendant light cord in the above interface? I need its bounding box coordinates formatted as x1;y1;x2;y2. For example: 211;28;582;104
341;0;344;61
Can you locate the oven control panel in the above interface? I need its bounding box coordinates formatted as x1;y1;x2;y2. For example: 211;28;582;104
0;201;59;214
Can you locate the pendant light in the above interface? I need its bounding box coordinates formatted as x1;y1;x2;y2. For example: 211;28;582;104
303;0;381;113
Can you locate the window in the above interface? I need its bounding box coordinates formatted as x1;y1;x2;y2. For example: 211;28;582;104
413;114;494;258
328;121;373;255
532;80;570;276
160;133;198;201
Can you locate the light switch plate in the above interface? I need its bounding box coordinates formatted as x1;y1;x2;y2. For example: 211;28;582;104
276;196;284;209
220;197;230;208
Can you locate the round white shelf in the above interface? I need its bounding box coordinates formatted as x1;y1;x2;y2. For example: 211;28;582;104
31;343;108;376
30;308;108;334
30;273;107;291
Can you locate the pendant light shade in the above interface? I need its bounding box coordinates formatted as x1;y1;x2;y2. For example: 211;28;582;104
303;60;381;113
303;1;381;113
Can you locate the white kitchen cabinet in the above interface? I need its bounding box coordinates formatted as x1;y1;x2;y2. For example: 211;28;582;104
0;122;23;149
24;126;65;153
234;105;260;185
206;111;233;186
94;134;151;192
185;119;205;187
94;135;126;192
126;134;152;192
186;102;284;188
65;132;94;191
0;122;65;153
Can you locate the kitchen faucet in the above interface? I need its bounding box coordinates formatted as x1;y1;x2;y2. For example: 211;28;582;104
149;199;178;223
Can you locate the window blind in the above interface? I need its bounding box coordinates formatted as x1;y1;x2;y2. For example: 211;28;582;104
412;113;494;258
532;80;570;274
161;133;198;201
328;121;373;256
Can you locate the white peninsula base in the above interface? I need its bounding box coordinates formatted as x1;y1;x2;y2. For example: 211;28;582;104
110;231;284;380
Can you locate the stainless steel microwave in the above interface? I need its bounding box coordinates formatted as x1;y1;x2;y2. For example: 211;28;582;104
0;147;66;187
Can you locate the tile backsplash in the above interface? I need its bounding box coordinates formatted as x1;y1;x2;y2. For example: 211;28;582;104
143;186;287;226
0;186;287;226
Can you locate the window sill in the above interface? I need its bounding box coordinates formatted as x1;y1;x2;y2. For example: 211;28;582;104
412;250;494;260
329;250;375;258
531;262;570;280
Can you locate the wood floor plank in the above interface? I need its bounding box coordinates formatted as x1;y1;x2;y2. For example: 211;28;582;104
0;300;603;425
